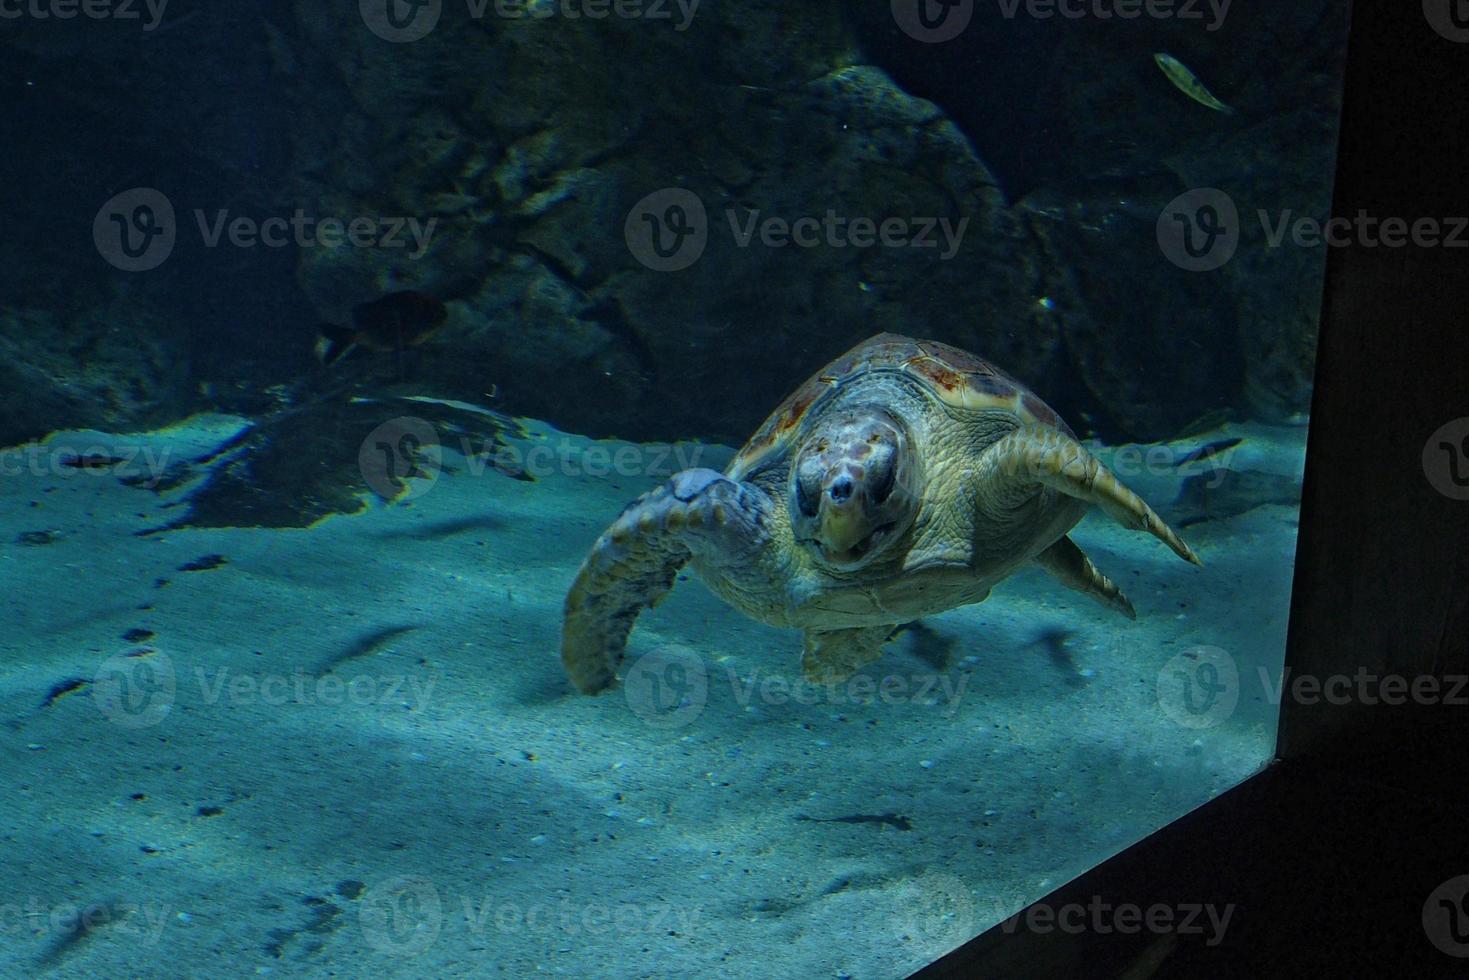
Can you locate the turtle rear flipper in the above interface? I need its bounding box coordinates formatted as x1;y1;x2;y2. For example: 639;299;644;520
978;427;1202;566
561;469;771;694
801;626;891;685
1033;534;1136;618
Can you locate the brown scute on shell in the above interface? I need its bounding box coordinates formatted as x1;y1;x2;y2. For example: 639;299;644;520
729;333;1074;478
908;356;968;396
735;384;828;476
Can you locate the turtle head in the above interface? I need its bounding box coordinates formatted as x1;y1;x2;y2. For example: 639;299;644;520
790;406;920;571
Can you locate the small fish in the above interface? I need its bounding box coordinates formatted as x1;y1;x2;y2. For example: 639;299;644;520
59;453;127;470
888;620;956;672
178;553;227;572
315;624;419;677
1154;53;1236;115
34;899;127;969
316;291;448;366
795;813;913;831
1176;437;1243;465
41;678;90;708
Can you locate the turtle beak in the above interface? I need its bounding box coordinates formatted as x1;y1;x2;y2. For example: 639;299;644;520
818;473;867;555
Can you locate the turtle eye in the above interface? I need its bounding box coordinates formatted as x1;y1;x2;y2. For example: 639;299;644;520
794;476;820;517
869;458;896;504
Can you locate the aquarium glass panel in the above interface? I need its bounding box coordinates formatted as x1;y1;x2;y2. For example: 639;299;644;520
1;1;1348;975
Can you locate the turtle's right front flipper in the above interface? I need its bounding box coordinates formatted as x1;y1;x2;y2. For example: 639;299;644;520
561;469;770;694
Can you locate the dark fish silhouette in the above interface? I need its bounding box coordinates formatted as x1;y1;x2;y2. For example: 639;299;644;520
1176;437;1243;466
794;813;913;831
316;291;448;366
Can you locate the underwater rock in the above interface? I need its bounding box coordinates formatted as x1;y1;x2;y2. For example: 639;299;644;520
1031;17;1341;430
1174;467;1303;526
1019;190;1244;441
0;305;191;448
145;387;529;531
1161;106;1338;424
285;3;1056;445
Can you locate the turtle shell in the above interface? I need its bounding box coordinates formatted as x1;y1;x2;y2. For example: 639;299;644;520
727;333;1072;480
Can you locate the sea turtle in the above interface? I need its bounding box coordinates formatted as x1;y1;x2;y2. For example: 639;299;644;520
561;333;1200;693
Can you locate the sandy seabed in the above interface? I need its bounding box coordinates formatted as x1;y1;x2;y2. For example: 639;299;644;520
0;412;1302;978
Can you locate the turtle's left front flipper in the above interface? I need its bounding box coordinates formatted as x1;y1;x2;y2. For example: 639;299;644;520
561;469;770;694
978;427;1202;566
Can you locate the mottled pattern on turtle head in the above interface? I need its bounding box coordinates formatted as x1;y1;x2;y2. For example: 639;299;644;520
787;404;920;571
